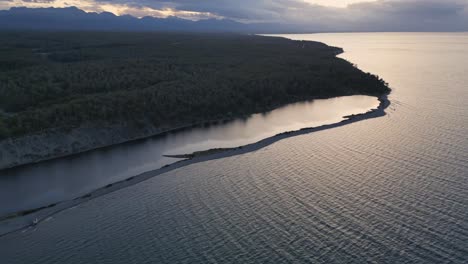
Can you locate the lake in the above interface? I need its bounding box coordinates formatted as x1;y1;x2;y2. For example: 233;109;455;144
0;95;379;219
0;33;467;263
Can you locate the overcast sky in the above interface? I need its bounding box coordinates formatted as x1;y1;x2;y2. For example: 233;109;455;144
1;0;467;31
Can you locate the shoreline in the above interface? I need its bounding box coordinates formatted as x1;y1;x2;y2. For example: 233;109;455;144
0;92;365;171
0;44;386;171
0;93;390;238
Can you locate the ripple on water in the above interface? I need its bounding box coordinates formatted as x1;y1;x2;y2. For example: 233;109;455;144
0;33;468;264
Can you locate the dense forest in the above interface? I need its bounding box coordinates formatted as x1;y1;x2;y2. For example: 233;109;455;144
0;32;389;139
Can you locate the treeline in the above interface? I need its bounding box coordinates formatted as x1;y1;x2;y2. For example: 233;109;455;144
0;32;389;139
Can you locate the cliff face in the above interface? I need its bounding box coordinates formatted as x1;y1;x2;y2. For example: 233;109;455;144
0;124;166;169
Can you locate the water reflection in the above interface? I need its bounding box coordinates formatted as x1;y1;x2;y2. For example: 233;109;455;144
0;95;378;216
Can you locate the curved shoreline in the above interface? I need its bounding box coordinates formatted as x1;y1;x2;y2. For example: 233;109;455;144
0;44;386;172
0;93;390;238
0;93;369;171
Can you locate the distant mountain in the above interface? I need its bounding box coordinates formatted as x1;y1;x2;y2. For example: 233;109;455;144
0;7;284;33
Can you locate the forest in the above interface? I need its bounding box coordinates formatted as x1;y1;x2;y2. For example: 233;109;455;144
0;31;389;139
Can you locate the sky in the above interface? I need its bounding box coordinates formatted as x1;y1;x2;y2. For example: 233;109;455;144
1;0;467;31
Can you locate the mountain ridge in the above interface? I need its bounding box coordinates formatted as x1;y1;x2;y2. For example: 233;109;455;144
0;6;294;33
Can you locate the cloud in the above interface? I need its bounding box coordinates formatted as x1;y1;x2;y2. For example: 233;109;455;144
2;0;468;31
21;0;54;3
346;0;468;31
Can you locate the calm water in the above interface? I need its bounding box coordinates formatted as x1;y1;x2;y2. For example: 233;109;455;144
1;33;467;263
0;95;378;217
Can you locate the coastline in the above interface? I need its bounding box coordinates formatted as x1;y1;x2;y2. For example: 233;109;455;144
0;92;376;171
0;93;390;238
0;42;389;171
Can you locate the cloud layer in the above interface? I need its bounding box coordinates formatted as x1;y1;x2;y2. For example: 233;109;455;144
1;0;467;31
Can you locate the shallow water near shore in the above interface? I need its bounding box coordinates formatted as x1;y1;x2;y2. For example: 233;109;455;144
1;33;468;264
0;95;379;218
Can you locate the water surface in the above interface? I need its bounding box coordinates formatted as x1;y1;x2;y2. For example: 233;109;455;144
0;95;378;217
1;33;467;264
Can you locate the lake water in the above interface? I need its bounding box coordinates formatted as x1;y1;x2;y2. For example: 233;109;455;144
0;33;467;263
0;95;379;217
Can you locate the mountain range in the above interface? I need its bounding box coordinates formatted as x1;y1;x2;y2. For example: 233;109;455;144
0;7;300;33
